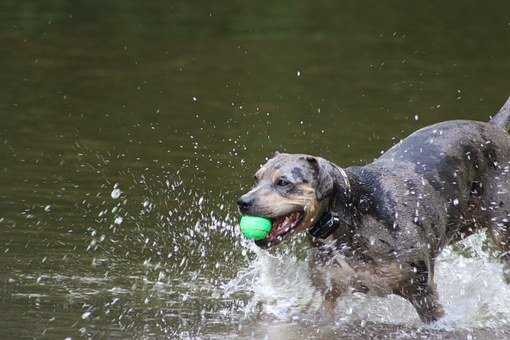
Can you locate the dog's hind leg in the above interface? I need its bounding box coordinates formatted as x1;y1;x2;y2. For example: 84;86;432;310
394;261;445;323
487;209;510;283
484;169;510;283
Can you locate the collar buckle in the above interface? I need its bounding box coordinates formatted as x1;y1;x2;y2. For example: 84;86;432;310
308;212;341;239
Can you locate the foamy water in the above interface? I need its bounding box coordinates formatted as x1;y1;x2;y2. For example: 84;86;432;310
222;232;510;337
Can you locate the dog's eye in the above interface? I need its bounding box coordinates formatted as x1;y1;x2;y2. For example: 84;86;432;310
275;178;291;187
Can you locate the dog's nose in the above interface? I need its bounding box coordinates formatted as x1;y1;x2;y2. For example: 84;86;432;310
237;195;253;212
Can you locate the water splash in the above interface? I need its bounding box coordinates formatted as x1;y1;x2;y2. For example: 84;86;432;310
27;164;510;338
224;232;510;334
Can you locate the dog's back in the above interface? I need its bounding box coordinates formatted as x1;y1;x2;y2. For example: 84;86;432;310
371;98;510;247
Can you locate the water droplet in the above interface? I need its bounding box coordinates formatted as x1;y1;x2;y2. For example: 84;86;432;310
111;188;122;199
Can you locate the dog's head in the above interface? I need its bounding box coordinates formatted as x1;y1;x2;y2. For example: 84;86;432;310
237;152;351;248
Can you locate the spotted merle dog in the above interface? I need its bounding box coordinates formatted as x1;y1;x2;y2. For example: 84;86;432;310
238;97;510;322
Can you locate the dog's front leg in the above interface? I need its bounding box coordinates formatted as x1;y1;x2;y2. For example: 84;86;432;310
320;284;344;319
309;255;346;320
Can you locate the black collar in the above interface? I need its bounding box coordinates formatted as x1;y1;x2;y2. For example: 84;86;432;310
308;211;342;239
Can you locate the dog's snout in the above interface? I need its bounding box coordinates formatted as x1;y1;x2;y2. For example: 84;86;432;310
237;195;254;213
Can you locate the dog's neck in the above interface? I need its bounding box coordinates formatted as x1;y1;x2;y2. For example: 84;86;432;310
309;165;361;240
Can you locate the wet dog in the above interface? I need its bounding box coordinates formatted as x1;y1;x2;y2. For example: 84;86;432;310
238;97;510;322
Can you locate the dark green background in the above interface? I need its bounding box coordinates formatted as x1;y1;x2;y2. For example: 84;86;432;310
0;1;509;338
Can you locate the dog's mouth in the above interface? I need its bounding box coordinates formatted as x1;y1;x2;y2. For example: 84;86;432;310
256;211;304;247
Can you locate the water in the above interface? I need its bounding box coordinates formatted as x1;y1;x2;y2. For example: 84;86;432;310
1;1;510;338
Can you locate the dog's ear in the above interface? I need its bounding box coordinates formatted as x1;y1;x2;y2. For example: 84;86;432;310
306;156;334;200
306;156;356;226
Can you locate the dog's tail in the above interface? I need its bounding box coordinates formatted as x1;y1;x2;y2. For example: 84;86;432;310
490;96;510;131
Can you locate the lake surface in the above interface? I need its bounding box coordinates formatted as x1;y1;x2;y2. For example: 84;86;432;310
1;1;510;339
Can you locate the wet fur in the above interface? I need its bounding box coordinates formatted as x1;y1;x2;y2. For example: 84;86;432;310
238;98;510;323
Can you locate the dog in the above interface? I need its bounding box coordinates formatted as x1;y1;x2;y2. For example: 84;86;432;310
238;97;510;323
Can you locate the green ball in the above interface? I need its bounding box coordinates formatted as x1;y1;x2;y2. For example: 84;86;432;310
239;215;272;240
